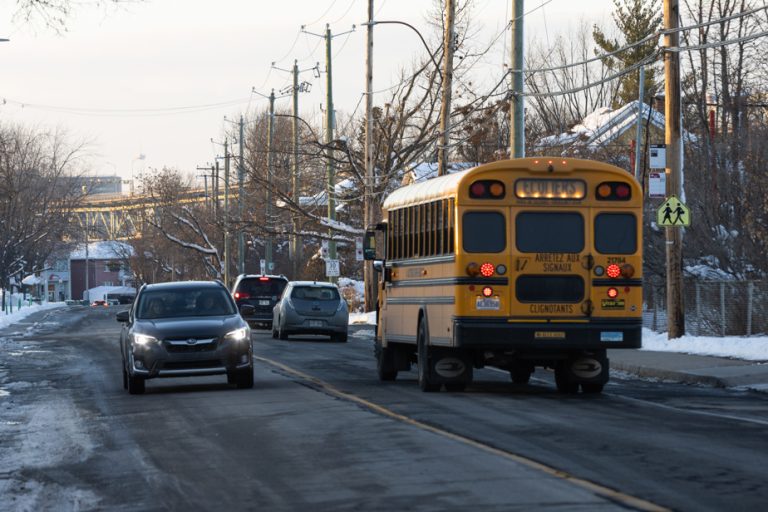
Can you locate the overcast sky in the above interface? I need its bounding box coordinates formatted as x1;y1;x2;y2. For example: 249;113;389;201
0;0;609;186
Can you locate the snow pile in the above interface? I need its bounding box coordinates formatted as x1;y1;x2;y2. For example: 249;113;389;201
641;328;768;362
0;302;65;330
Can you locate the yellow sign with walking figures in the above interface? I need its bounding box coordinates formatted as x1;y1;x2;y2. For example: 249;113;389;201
657;195;690;227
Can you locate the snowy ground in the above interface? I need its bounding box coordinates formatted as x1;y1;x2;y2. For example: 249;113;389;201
3;303;764;362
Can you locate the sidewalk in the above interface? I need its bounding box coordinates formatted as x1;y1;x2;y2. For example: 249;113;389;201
610;349;768;393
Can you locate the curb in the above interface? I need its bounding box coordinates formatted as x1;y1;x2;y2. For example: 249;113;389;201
612;361;768;394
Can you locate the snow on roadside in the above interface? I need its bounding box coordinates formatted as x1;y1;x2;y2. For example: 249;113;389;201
641;328;768;362
0;302;66;330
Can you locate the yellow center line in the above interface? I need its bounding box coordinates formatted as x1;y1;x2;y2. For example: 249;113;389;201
255;355;670;512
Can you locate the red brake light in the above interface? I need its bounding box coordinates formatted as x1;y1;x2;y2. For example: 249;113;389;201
258;277;269;281
615;185;630;198
234;292;250;300
470;182;486;197
479;262;495;277
482;286;493;297
606;264;621;278
607;287;619;298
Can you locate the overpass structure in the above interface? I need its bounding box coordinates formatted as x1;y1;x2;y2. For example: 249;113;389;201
72;188;214;240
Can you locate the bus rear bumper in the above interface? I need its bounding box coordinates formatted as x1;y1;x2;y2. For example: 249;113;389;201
453;318;642;351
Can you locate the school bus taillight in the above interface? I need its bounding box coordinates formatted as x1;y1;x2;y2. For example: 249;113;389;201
621;263;635;278
482;286;494;297
606;264;621;278
607;287;619;298
466;262;480;277
480;262;495;277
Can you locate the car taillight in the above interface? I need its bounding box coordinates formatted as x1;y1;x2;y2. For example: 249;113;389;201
606;264;621;278
479;262;495;277
234;292;250;300
258;277;269;281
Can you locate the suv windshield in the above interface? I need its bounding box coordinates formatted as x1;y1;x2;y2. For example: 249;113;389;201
136;288;236;319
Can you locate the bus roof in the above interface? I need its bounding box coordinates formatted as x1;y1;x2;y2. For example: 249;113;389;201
382;157;634;211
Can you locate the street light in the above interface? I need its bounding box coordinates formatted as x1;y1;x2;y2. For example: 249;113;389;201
131;154;146;196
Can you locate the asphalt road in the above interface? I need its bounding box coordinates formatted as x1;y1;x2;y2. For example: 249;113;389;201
1;306;767;511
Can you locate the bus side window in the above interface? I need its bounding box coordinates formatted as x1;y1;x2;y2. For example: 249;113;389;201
435;200;443;255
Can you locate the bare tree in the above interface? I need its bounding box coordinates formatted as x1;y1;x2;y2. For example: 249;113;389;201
0;123;86;308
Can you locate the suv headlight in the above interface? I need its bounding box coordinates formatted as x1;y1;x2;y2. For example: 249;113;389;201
225;327;249;342
134;333;158;346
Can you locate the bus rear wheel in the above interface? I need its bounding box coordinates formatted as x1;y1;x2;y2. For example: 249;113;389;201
581;382;604;394
554;364;579;394
376;343;398;381
417;322;440;392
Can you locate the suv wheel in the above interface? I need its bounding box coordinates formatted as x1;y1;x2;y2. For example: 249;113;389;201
236;367;254;389
127;371;145;395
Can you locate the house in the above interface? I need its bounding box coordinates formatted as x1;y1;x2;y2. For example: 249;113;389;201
69;241;134;300
535;100;696;173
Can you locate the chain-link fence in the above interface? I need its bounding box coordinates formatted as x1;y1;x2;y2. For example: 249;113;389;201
644;280;768;336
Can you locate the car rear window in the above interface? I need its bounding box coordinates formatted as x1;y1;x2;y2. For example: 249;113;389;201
290;286;340;301
236;278;288;297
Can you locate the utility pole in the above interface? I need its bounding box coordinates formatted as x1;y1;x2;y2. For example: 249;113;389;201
291;60;301;279
238;116;245;275
510;0;525;158
224;139;230;288
214;160;220;218
324;24;337;279
273;60;316;279
664;0;684;338
633;66;646;180
437;0;456;176
196;165;213;209
364;0;376;311
303;24;354;282
266;89;275;273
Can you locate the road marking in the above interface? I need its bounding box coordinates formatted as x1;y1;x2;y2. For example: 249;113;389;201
255;355;670;512
487;366;768;428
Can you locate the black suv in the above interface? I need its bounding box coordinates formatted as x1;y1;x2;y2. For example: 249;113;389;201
231;274;289;329
117;281;254;394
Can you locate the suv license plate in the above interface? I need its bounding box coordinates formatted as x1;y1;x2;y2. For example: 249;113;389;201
309;320;323;327
259;300;270;306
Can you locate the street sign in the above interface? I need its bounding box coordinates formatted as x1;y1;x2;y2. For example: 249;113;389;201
649;144;666;169
648;172;666;198
321;240;329;259
355;237;363;261
325;259;340;277
657;195;691;227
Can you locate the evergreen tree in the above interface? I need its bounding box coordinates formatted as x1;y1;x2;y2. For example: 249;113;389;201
593;0;662;107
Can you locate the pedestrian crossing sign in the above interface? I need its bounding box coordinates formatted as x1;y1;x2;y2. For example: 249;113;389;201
657;195;690;227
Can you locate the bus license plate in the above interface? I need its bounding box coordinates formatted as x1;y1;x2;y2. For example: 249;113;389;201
476;297;500;310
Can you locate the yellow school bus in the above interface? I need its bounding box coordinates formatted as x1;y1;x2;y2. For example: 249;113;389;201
363;157;642;393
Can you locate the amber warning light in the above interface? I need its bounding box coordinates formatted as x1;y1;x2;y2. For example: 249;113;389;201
515;179;585;199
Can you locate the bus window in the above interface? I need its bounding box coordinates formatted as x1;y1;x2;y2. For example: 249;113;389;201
595;213;636;254
516;212;584;253
462;211;505;253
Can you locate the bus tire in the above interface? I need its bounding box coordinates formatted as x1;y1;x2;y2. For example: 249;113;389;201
444;382;466;392
555;364;578;394
376;343;398;381
417;321;440;392
510;365;533;384
581;382;604;394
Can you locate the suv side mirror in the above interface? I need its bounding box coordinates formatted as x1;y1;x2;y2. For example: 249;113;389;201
240;304;256;317
116;310;129;323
